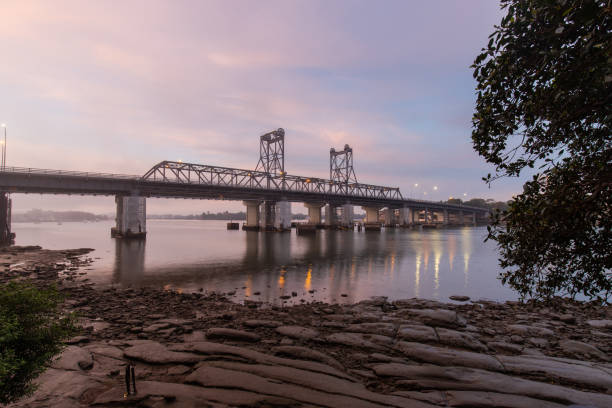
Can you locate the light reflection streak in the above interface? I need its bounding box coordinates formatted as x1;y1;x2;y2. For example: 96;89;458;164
434;250;441;297
278;268;286;288
462;228;472;289
448;234;456;272
304;266;312;290
244;274;252;297
464;252;470;289
415;254;421;298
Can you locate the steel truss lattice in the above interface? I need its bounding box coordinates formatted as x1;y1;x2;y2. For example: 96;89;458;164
330;144;359;195
255;128;285;175
141;161;403;200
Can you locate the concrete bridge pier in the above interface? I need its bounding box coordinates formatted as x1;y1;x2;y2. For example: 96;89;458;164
0;192;14;245
304;202;325;226
242;200;261;230
362;206;382;231
325;204;339;229
443;209;449;225
399;207;412;228
112;194;146;239
340;204;354;229
383;208;398;227
274;200;291;231
260;201;276;231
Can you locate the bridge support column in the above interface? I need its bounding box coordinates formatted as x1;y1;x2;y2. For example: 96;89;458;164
471;212;476;225
260;201;282;231
325;204;339;228
112;194;146;239
383;208;398;227
304;203;324;226
459;210;465;225
340;204;354;229
362;206;382;231
443;209;449;225
399;207;412;227
274;201;291;231
242;200;261;231
0;192;14;245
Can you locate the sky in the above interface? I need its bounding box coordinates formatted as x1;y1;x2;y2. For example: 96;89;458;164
0;0;520;215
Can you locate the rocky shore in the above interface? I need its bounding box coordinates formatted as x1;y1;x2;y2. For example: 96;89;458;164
3;246;611;408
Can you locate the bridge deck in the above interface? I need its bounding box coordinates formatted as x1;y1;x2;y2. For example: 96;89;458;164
0;166;488;214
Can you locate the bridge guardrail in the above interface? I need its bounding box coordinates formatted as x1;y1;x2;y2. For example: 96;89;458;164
0;166;141;180
0;165;488;213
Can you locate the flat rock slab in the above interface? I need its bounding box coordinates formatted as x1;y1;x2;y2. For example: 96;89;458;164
487;341;523;355
83;345;125;360
206;360;431;408
395;341;504;371
404;308;467;328
397;324;438;342
11;368;104;407
345;322;396;337
587;319;612;329
373;363;612;408
141;322;172;333
276;325;319;340
183;330;206;342
93;380;297;407
124;341;202;364
326;332;392;351
436;328;487;352
243;319;282;328
273;345;344;370
559;339;609;361
507;324;554;337
498;354;612;391
172;341;354;380
52;346;93;371
187;364;434;408
445;390;566;408
206;327;261;342
449;295;470;302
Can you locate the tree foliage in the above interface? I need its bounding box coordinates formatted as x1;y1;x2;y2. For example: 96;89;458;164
472;0;611;301
0;281;76;404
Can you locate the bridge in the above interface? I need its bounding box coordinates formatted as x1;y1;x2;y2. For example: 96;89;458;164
0;128;489;242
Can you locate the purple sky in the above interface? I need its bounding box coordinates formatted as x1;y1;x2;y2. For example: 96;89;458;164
0;1;519;214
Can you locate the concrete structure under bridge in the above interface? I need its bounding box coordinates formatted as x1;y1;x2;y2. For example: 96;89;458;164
0;128;489;243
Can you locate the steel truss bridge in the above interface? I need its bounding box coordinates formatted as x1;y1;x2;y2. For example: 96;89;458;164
0;128;488;240
0;163;485;213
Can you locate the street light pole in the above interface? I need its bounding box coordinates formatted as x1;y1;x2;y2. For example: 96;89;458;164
0;124;5;171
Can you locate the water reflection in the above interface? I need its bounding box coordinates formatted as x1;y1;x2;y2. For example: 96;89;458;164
13;220;514;303
113;239;145;286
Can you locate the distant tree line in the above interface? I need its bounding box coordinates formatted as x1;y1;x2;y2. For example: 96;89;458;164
12;209;110;223
444;197;509;212
149;211;309;220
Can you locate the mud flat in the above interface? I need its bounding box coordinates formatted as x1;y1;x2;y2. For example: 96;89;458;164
3;246;611;408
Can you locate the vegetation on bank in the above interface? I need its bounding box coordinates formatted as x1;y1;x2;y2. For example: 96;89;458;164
445;198;509;212
0;281;77;404
472;0;611;302
13;209;110;223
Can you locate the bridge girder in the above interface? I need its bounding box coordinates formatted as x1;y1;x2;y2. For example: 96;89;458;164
141;160;404;201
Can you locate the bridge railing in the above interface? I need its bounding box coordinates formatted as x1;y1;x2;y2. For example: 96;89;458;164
0;164;488;213
142;161;404;200
0;166;141;180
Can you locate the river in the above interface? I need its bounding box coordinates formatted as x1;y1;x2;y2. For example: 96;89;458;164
12;220;516;305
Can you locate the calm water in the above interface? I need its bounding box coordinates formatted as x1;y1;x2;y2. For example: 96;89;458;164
12;220;516;304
